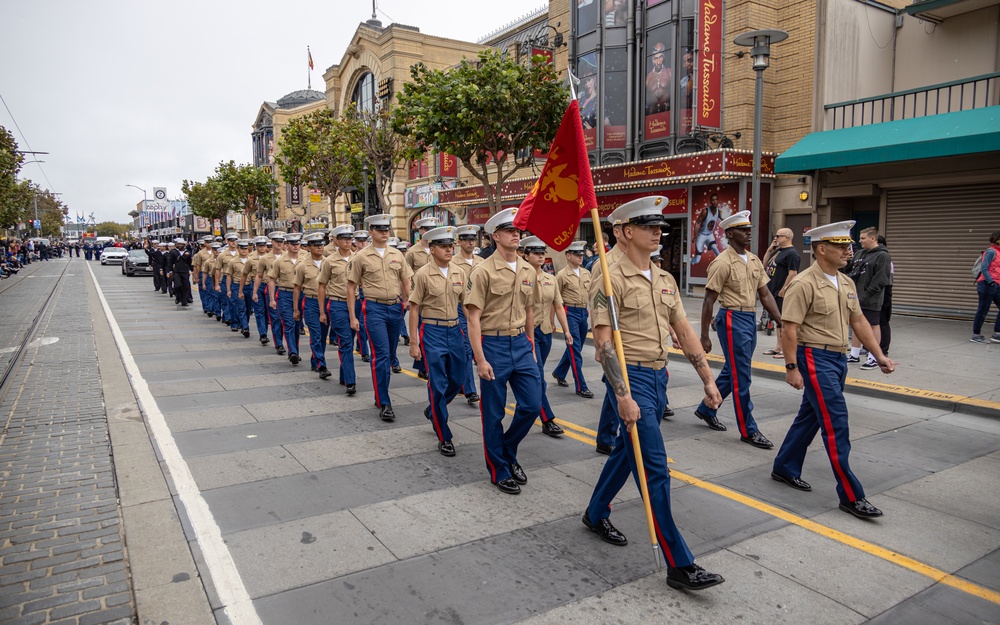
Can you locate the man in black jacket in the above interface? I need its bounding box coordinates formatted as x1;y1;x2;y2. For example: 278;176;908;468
846;227;892;370
169;238;193;306
145;238;163;292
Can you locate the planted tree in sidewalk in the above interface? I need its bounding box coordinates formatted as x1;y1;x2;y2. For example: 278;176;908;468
346;106;417;215
182;176;228;230
0;125;30;230
183;161;273;233
392;49;568;215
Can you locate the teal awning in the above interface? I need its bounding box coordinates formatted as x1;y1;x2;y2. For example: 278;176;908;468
775;106;1000;174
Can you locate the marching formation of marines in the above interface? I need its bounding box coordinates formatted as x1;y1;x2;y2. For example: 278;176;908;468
136;203;896;593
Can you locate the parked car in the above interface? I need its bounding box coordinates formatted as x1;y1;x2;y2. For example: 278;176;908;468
122;249;153;276
100;247;129;265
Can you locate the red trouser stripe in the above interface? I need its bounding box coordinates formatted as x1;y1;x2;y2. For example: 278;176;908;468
805;348;857;502
478;335;497;482
362;299;380;407
420;324;445;442
725;309;748;437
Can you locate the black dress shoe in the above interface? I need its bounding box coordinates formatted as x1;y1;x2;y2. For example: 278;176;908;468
771;471;811;491
666;564;725;591
839;498;883;519
494;478;520;495
289;354;300;365
391;365;402;373
276;347;286;356
379;405;396;422
582;511;628;546
318;367;332;380
231;327;239;332
465;392;480;404
554;375;569;387
259;335;269;345
242;329;250;338
216;315;221;321
418;370;428;380
741;431;774;449
695;410;727;431
576;389;594;398
438;440;456;457
346;384;356;396
362;355;370;363
510;463;527;485
595;443;612;456
424;406;432;421
541;421;564;437
403;336;410;345
299;327;306;335
662;406;675;418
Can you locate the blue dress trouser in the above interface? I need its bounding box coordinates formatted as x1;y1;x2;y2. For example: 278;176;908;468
266;286;283;348
458;306;477;396
220;276;232;323
552;306;590;392
362;300;402;408
773;347;866;505
275;289;299;356
252;283;268;337
197;272;207;311
596;376;618;449
479;334;541;483
355;295;369;358
231;281;247;331
421;323;465;443
696;308;760;437
303;296;328;370
587;364;694;569
533;327;558;424
203;276;216;315
326;300;356;385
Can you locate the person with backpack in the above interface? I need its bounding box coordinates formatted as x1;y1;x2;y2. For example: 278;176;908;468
971;230;1000;344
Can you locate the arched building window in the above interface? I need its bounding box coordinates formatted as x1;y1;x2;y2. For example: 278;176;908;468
352;72;376;113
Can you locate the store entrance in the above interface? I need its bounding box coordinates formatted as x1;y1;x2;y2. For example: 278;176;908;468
658;218;687;290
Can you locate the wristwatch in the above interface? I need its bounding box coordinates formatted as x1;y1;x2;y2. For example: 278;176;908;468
785;363;797;370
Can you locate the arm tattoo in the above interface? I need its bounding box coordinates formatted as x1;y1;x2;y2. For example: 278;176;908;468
596;340;628;397
686;351;714;385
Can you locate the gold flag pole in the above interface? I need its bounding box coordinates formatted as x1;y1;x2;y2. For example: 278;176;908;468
588;207;662;571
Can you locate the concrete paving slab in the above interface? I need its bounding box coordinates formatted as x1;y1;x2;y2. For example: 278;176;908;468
112;438;171;508
244;396;379;421
187;447;309;491
881;454;1000;531
216;371;310;391
729;524;934;617
851;420;1000;473
253;526;613;625
133;358;204;373
936;411;1000;437
155;382;334;412
863;582;1000;625
954;547;1000;593
513;548;867;625
351;467;593;561
204;454;457;534
134;577;216;625
121;499;201;592
666;433;776;480
225;508;396;598
164;404;258;432
147;378;228;397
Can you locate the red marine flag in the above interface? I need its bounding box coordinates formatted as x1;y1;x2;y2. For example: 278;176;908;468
513;100;597;251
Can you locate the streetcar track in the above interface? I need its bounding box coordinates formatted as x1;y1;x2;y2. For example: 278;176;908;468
0;259;71;444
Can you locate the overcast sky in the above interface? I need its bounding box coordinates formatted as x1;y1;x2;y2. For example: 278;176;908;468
0;0;545;224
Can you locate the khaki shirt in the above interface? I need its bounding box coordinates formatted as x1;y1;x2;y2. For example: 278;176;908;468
256;252;276;284
323;242;338;258
556;265;592;307
465;253;536;332
203;255;217;277
217;248;238;280
242;254;261;285
193;249;210;273
590;243;623;285
591;254;685;362
451;253;484;276
227;256;251;282
405;244;431;273
318;251;353;300
705;247;768;309
269;252;302;289
410;263;465;322
293;257;324;297
532;271;562;334
781;264;864;352
347;246;412;302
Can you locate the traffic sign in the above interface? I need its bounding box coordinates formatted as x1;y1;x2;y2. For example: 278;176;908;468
33;220;41;229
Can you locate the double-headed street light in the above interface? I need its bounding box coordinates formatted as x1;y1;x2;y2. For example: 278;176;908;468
734;29;787;255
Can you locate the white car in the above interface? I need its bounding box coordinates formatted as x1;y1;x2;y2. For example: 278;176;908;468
100;247;129;265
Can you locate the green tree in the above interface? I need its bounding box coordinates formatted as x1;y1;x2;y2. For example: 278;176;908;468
213;160;275;233
392;49;568;215
95;221;130;238
182;176;227;226
33;187;66;237
0;125;29;230
0;179;31;230
347;105;417;215
277;108;363;215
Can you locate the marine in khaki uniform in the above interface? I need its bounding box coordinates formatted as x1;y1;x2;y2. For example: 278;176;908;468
552;240;594;397
408;226;467;457
522;236;570;438
241;236;271;343
772;220;896;519
215;232;240;327
584;196;726;592
352;230;371;362
348;214;413;422
318;225;357;395
294;232;330;377
593;223;627;454
449;225;484;404
464;207;540;495
226;240;252;336
254;232;285;351
694;210;782;449
192;236;213;315
202;243;223;320
268;233;303;364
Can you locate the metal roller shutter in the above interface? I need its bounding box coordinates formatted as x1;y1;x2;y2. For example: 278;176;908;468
885;183;1000;318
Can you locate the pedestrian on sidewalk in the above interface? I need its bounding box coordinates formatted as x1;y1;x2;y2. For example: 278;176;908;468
971;229;1000;344
846;227;891;370
761;227;800;359
877;234;893;355
771;221;896;519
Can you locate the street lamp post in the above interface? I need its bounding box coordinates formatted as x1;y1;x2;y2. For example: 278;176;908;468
361;165;370;224
125;184;147;234
733;29;787;256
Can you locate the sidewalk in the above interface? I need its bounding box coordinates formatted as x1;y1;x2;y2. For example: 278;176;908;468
676;295;1000;416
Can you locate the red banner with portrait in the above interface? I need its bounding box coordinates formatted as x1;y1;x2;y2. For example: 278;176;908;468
689;182;739;279
696;0;723;130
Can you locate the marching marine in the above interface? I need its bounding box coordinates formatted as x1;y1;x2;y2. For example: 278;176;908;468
552;240;594;398
318;225;358;395
269;232;304;365
449;225;483;404
294;232;330;378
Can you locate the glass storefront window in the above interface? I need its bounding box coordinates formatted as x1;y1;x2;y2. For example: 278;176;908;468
577;0;600;34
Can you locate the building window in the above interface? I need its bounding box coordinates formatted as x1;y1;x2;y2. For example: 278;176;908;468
352;72;376;114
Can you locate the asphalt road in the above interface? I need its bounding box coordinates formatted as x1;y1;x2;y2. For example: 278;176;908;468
86;258;1000;625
